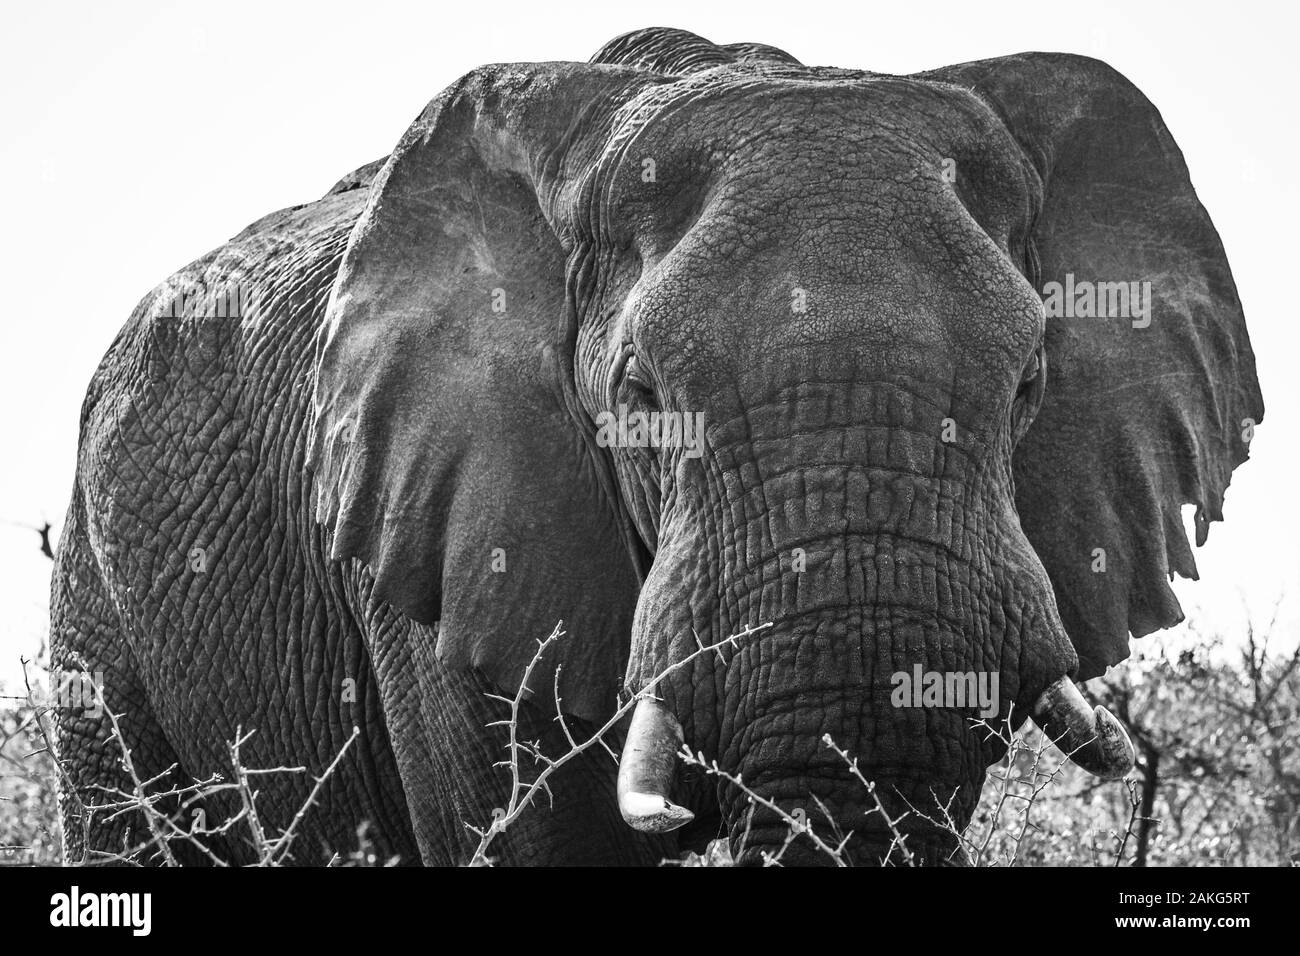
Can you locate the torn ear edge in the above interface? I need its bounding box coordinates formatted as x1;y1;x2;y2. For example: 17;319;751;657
928;52;1264;679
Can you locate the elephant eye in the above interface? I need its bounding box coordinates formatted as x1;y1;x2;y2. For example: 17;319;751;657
1017;351;1041;396
1011;347;1045;442
623;355;658;407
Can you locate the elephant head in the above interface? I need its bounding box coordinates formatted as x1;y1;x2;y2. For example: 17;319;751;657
308;28;1262;864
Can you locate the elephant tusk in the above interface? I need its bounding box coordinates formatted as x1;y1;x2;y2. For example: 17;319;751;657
1030;675;1135;780
617;696;695;833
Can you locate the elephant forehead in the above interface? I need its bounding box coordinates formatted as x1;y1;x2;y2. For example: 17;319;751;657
592;69;1032;251
614;169;1043;414
588;70;1040;364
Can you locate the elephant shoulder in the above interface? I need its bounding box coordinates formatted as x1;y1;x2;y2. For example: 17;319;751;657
75;185;370;484
324;156;388;197
93;186;367;392
71;184;372;594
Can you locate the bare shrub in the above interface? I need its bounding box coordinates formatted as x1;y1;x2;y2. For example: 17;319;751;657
4;609;1292;867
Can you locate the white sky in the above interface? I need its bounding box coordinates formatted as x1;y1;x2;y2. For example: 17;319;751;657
1;0;1295;687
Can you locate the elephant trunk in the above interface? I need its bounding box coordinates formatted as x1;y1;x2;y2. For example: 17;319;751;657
1030;675;1135;779
617;696;695;832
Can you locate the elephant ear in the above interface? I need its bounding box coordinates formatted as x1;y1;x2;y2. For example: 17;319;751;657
309;63;661;720
924;54;1263;678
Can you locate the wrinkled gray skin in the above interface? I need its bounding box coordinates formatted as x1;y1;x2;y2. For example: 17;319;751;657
52;28;1261;865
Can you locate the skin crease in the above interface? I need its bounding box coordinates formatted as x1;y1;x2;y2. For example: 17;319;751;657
51;28;1261;866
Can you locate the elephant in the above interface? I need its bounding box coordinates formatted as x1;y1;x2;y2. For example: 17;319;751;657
50;26;1262;866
